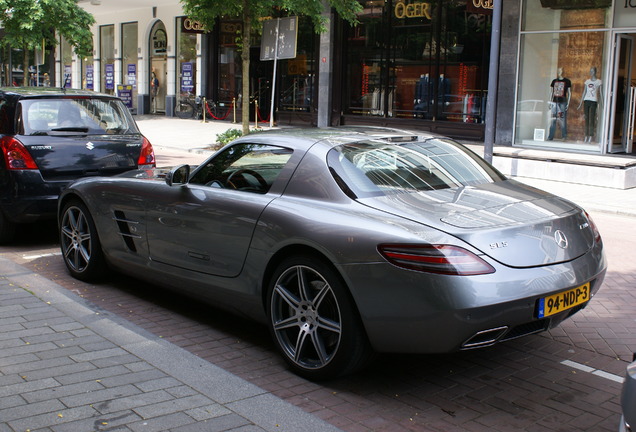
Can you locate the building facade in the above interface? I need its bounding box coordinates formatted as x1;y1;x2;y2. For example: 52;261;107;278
34;0;636;159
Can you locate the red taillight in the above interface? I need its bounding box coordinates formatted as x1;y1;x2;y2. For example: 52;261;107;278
378;244;495;276
0;136;38;170
138;136;156;168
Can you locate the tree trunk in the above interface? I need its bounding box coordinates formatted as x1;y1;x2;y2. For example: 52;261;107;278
241;1;251;135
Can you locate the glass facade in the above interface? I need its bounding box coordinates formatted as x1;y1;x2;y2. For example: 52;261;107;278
277;17;316;113
516;1;610;151
100;24;115;95
343;0;491;123
121;22;138;110
217;19;242;107
216;16;316;121
177;17;197;105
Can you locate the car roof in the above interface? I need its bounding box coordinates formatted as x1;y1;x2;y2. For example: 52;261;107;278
0;87;118;100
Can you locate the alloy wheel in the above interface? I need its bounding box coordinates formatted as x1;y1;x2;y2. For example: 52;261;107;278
270;265;343;371
61;205;93;273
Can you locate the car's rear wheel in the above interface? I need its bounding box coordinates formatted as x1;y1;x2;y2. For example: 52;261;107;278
0;211;16;244
59;201;105;281
267;255;373;380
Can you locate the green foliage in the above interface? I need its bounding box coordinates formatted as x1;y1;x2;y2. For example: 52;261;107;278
216;128;243;145
0;0;95;56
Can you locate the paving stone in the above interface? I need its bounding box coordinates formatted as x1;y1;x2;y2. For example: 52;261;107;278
22;380;104;404
128;412;198;432
92;389;176;415
133;394;214;419
0;398;66;422
7;405;99;432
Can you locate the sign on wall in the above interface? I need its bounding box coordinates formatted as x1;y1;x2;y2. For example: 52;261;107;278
615;0;636;27
127;64;137;88
181;62;194;93
105;64;114;90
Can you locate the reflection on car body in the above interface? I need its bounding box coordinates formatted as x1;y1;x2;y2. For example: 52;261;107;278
58;127;606;380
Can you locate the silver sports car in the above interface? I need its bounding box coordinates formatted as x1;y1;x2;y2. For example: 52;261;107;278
58;128;607;380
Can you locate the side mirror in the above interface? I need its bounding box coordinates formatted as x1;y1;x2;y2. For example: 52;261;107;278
165;164;190;186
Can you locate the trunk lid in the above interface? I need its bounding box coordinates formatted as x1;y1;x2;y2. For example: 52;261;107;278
22;134;143;180
359;180;596;267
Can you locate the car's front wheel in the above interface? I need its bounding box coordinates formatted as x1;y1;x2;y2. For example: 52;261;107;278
267;255;373;380
59;201;105;281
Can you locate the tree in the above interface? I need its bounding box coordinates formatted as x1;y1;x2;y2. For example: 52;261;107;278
0;0;95;85
181;0;361;134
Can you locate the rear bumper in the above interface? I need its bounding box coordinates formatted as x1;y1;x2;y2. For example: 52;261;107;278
339;246;607;354
0;171;69;222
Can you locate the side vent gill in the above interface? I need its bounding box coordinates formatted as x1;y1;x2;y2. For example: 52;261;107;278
113;210;141;252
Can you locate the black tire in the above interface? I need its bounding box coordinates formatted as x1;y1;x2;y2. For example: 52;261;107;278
59;201;106;281
267;255;373;380
175;100;194;119
0;211;16;245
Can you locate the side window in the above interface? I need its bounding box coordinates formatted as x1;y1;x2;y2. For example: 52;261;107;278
190;143;293;194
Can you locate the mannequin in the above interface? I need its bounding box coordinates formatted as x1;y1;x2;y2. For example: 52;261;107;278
578;67;602;143
414;73;430;118
547;67;571;140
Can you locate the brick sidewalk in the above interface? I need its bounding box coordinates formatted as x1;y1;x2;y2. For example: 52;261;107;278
0;257;342;432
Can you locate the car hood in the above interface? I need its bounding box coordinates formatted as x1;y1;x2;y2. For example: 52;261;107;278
23;134;143;179
358;180;596;268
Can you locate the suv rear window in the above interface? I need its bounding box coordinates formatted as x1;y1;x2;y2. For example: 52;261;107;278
19;98;139;136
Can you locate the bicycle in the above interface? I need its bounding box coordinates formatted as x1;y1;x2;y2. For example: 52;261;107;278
175;94;203;119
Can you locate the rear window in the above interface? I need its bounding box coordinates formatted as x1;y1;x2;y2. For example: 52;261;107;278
19;98;139;136
327;138;506;198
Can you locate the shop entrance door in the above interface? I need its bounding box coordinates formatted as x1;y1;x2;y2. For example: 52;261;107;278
608;34;636;153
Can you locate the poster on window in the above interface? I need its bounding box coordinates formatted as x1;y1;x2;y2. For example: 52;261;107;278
117;85;133;108
181;62;194;93
127;64;137;88
85;65;94;90
64;65;72;88
105;64;115;90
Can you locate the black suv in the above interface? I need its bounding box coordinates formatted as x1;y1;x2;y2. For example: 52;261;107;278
0;87;155;243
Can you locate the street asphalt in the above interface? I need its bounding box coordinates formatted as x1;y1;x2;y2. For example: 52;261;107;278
0;114;633;431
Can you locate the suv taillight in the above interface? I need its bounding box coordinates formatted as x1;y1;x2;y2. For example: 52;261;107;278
0;136;38;170
138;136;156;168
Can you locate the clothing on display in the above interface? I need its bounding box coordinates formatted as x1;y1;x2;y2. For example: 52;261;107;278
548;68;571;140
578;67;602;143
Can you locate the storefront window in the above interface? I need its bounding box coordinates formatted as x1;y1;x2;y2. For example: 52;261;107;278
100;25;115;95
218;19;242;106
344;0;491;123
516;1;610;151
121;22;138;111
277;17;316;113
177;17;197;104
522;0;610;32
81;56;94;90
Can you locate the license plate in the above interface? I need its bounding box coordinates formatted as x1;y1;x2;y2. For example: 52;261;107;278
538;283;590;318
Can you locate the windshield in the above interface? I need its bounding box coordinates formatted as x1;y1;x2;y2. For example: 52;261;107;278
327;138;506;198
20;98;139;136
